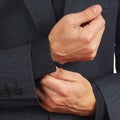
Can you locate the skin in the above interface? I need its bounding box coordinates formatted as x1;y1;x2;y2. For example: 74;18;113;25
37;68;96;116
49;4;105;64
37;5;105;116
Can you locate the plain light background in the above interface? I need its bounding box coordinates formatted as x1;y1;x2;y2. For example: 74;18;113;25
114;54;117;73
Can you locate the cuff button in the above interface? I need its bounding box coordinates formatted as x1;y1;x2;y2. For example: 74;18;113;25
15;88;23;96
2;84;11;97
3;89;11;97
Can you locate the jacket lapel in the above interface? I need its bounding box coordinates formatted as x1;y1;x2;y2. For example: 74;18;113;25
22;0;56;37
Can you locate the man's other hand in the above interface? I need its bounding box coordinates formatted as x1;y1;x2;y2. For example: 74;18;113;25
37;68;96;116
49;4;105;64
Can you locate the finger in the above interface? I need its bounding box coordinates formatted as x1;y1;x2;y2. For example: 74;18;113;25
42;85;59;101
38;86;67;112
41;75;68;92
40;102;92;116
36;88;47;102
40;103;70;113
84;15;105;39
51;68;81;82
50;67;61;78
37;88;56;107
40;102;93;116
73;4;102;25
37;90;55;112
40;103;53;112
68;27;105;62
82;27;105;60
90;27;105;49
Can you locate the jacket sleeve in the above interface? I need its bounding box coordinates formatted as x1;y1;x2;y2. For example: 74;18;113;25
0;44;38;108
31;37;56;79
0;41;55;108
92;5;120;120
93;73;120;120
91;82;108;120
0;0;56;108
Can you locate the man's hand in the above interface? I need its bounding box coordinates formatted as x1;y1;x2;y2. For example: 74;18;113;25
37;68;96;116
49;4;105;64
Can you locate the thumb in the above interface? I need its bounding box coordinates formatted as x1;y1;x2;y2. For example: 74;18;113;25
49;67;61;78
51;67;81;82
73;4;102;25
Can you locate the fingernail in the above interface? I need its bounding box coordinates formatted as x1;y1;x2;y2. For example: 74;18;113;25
93;5;102;14
93;7;98;14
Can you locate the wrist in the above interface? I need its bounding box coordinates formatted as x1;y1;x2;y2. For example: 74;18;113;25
48;35;66;64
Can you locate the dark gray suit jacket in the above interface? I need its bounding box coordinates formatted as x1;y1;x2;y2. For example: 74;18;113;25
0;0;119;120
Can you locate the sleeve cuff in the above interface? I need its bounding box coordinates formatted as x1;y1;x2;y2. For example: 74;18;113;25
0;45;38;108
91;82;108;120
93;73;120;120
31;37;56;79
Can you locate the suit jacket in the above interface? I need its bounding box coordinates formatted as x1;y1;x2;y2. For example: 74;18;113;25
0;0;119;120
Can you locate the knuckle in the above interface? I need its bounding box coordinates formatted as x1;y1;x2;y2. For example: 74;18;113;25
48;108;54;112
99;15;106;27
51;106;55;110
44;105;55;112
41;76;47;84
49;105;56;111
89;45;97;53
57;68;64;78
75;72;81;77
59;88;68;97
63;14;74;24
54;98;62;106
89;51;97;60
101;16;106;26
102;18;106;26
84;34;93;43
